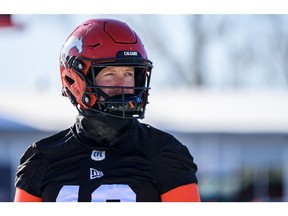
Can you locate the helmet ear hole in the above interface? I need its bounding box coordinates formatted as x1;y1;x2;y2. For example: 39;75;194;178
65;75;75;86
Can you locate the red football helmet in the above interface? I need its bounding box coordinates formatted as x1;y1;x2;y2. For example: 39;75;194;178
59;18;153;119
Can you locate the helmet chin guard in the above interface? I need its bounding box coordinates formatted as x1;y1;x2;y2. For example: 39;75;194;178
59;18;153;119
81;92;146;119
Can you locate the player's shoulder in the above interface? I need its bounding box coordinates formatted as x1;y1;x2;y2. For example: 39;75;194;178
33;127;78;159
139;122;171;135
35;128;72;145
136;123;191;159
138;122;177;143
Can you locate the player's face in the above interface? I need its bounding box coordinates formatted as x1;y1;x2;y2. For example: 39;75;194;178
96;66;135;98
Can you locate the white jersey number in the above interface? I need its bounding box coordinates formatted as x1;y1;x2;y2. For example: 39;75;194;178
56;184;136;202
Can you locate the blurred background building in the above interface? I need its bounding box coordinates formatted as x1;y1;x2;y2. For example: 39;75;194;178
1;14;288;202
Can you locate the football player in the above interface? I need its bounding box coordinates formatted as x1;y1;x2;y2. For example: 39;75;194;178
14;18;200;202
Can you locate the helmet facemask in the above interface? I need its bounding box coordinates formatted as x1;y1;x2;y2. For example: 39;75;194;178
74;57;152;119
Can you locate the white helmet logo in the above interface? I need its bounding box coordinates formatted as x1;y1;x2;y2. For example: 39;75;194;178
61;36;83;66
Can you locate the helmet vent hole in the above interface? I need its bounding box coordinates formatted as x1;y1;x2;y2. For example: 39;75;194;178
65;75;75;85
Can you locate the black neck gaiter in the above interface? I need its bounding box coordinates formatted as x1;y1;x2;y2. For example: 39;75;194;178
74;113;137;148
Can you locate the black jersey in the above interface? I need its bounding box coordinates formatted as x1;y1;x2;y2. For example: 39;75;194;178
15;121;198;202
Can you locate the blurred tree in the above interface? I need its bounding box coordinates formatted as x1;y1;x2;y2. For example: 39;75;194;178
266;15;288;87
128;14;288;89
